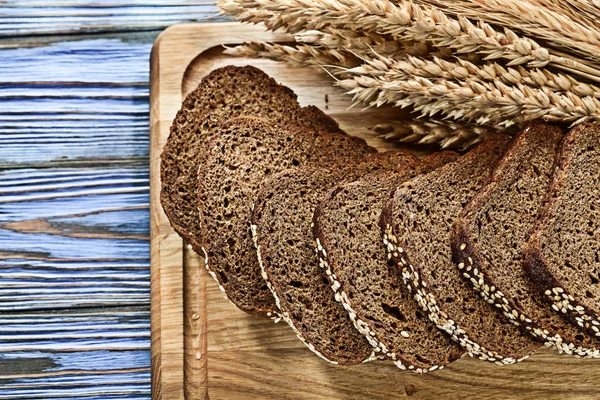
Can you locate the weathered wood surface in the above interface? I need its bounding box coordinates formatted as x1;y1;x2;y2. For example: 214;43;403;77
150;22;600;400
0;2;220;399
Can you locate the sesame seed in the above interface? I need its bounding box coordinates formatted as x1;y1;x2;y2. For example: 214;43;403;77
458;262;465;269
460;243;467;250
401;331;410;338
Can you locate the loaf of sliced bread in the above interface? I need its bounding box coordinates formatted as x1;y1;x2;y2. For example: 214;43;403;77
313;151;464;372
251;152;416;364
381;134;542;364
523;122;600;341
453;121;600;357
197;117;375;317
161;65;342;247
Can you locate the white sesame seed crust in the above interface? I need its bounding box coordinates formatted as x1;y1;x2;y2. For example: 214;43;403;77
542;284;600;342
455;242;600;358
202;243;282;321
251;223;373;364
383;224;520;365
313;240;442;373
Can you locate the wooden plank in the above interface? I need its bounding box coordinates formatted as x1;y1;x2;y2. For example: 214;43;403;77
150;22;600;400
0;308;150;398
0;8;233;400
0;2;220;36
0;166;149;311
182;247;207;399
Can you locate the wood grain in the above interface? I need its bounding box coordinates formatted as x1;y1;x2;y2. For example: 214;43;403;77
150;22;600;400
0;2;221;398
0;1;221;37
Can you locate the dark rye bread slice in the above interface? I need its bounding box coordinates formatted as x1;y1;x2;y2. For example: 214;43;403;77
197;117;375;317
453;121;600;358
523;122;600;341
381;134;542;365
313;151;464;373
251;152;417;364
161;65;343;246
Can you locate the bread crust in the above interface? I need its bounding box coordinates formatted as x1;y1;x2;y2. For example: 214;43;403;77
522;122;600;342
313;151;464;373
161;65;343;249
250;153;415;364
451;121;600;357
381;134;542;364
197;117;373;317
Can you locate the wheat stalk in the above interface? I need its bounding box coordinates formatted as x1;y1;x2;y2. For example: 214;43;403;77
347;53;600;98
375;118;507;149
294;29;432;57
217;0;600;83
416;0;600;62
338;72;600;127
223;41;361;68
527;0;600;28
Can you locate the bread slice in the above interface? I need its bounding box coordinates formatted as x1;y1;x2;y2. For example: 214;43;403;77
251;152;417;364
161;65;342;247
313;151;464;372
197;117;375;317
523;122;600;341
381;134;542;365
452;121;600;358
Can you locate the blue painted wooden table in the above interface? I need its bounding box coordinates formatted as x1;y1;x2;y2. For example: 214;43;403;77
0;2;222;398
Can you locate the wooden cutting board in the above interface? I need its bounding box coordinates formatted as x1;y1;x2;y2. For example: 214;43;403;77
149;22;600;400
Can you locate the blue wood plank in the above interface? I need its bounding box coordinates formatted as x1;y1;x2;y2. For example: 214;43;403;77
0;2;221;36
0;2;224;398
0;39;152;83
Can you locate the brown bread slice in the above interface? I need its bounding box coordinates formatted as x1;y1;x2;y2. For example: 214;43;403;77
523;122;600;341
251;152;416;364
313;151;464;373
381;134;542;364
197;117;375;317
453;121;600;358
161;65;342;247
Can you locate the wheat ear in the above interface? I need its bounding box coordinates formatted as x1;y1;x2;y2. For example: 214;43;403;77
217;0;600;83
223;41;361;68
295;30;434;58
416;0;600;62
526;0;600;28
338;72;600;127
347;53;600;98
375;118;507;150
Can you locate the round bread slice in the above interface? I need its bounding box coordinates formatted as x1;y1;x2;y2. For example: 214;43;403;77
161;65;343;248
313;151;464;373
251;152;417;364
523;122;600;341
453;121;600;358
381;134;542;365
197;117;375;317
